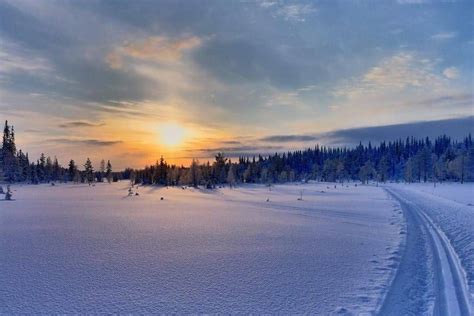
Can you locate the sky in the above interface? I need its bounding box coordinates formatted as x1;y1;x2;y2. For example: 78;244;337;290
0;0;473;169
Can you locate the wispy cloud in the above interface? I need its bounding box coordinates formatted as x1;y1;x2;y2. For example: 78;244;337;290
258;1;316;22
431;32;457;40
334;52;442;98
411;93;472;108
58;121;105;128
260;134;319;143
443;67;459;79
0;40;52;76
192;145;282;153
397;0;429;4
106;36;202;69
275;4;316;22
47;138;123;146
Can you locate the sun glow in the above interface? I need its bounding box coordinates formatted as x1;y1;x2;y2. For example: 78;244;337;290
158;122;187;147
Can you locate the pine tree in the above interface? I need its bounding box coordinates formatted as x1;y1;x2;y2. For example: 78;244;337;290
377;155;390;183
98;159;106;183
52;157;60;182
188;159;201;187
156;156;168;185
2;121;17;182
45;156;53;183
227;163;237;188
105;160;113;183
84;158;94;184
359;161;375;184
68;160;77;182
37;154;46;182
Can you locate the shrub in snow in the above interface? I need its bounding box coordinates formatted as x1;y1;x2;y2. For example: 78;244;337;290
297;190;303;201
5;186;12;200
128;187;133;196
0;186;4;194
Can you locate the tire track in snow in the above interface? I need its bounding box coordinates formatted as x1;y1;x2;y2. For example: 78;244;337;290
381;187;471;315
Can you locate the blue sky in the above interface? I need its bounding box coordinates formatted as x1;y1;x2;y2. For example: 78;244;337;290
0;0;473;168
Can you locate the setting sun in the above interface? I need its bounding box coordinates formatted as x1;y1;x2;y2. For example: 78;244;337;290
158;122;187;147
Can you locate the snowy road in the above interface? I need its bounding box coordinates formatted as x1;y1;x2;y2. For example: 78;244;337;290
381;186;472;315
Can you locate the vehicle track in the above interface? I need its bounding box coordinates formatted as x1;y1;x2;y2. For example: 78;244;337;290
380;187;471;315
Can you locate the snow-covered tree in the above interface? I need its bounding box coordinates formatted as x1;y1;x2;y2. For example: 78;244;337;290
105;160;113;183
227;163;237;188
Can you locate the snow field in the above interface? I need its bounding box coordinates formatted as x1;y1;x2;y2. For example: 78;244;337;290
0;182;403;313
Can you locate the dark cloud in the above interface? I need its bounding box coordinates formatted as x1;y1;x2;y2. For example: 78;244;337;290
192;145;283;153
58;121;105;128
219;140;242;145
258;116;474;148
325;116;474;146
194;38;306;89
413;94;473;108
47;138;122;146
260;135;320;143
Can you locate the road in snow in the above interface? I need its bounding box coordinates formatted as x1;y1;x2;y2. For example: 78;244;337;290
0;182;402;314
381;185;473;315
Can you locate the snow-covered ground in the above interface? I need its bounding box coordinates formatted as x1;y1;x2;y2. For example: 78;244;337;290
0;182;403;314
396;182;474;206
382;183;474;315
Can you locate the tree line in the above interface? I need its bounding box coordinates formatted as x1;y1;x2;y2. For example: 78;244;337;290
2;120;474;186
126;134;474;187
1;121;115;184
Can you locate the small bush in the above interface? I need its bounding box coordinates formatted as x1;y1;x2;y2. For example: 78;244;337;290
5;186;12;201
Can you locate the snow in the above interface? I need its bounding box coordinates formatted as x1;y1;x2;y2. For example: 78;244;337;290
0;182;402;314
382;183;474;314
398;182;474;206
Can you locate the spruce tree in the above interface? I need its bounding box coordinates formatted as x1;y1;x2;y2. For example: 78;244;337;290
68;160;77;182
227;163;237;188
105;160;113;183
84;158;94;184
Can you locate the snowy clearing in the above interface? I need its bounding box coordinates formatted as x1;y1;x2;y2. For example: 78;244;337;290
0;182;402;314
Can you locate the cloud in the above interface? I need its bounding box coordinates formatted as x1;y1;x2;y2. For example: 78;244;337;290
334;52;442;99
258;0;277;8
192;145;282;153
47;138;122;146
258;1;316;22
274;4;316;22
58;121;105;128
362;52;438;88
443;67;459;79
260;135;319;143
256;116;474;148
106;36;202;68
0;40;52;76
220;140;242;145
431;32;457;40
324;116;474;145
396;0;428;4
412;93;472;108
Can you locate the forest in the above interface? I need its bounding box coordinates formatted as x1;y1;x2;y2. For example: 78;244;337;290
2;120;474;186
